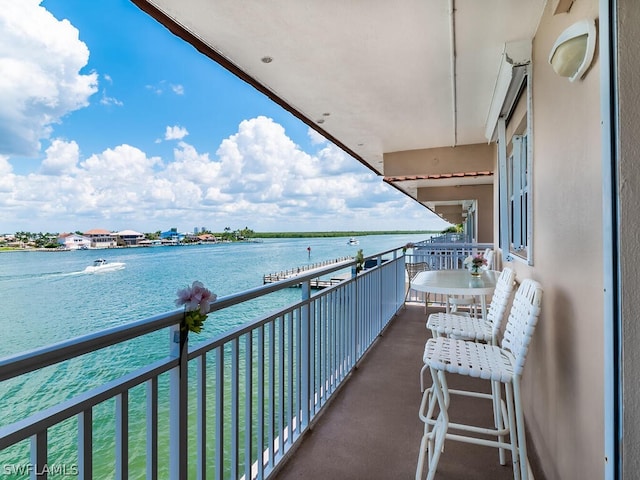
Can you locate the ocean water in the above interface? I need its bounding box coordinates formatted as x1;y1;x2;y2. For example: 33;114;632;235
0;233;427;478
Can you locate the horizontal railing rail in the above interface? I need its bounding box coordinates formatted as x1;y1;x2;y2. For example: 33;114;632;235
410;242;493;270
0;313;180;383
0;247;406;480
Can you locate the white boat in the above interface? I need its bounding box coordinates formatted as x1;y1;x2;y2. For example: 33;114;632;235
84;259;126;273
347;237;359;245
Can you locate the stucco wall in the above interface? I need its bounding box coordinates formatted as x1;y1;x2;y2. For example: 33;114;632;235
617;0;640;476
418;184;493;243
499;1;604;479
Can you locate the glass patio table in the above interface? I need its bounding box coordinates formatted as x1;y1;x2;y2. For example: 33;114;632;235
410;269;501;318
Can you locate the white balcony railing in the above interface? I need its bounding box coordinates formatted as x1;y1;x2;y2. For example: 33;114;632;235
0;248;406;480
0;240;493;479
409;241;493;270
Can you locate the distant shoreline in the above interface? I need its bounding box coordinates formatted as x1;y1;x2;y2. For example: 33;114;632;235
0;231;436;252
249;230;437;238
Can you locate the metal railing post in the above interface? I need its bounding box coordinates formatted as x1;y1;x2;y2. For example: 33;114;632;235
169;324;187;480
300;280;311;429
351;266;360;358
378;256;383;332
30;431;47;480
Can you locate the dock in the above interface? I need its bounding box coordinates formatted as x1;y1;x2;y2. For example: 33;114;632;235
263;257;353;289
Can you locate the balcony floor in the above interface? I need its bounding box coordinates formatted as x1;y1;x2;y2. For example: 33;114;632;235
273;303;520;480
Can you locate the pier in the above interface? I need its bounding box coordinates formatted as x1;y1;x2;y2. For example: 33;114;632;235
263;257;353;289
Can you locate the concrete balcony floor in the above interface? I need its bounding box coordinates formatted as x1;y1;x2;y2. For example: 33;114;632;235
272;303;523;480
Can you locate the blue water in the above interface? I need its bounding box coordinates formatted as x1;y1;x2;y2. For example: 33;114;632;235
0;234;427;478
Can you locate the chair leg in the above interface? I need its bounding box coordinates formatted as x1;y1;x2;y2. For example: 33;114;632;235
416;387;439;480
491;380;507;465
420;363;427;392
415;427;428;480
504;382;521;480
404;288;427;311
513;379;529;480
438;371;451;408
416;367;450;480
425;366;449;480
404;283;412;307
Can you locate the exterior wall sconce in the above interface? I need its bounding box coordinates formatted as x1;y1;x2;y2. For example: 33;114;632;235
548;19;596;82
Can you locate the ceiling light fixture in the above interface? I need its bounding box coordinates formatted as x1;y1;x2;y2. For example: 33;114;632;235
548;20;596;82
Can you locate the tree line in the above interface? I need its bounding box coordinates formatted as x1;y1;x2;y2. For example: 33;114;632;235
1;227;445;249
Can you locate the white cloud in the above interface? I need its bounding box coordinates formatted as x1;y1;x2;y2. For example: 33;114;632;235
0;116;450;233
0;155;15;193
165;125;189;141
40;139;80;175
99;89;123;107
0;0;98;156
0;155;12;176
145;84;163;95
145;81;184;96
307;127;327;145
164;142;219;184
316;142;366;175
80;144;162;185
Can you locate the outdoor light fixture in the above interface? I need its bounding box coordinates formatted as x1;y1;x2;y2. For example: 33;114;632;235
548;19;596;82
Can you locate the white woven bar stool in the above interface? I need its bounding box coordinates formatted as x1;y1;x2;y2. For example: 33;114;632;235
421;267;516;392
416;279;542;480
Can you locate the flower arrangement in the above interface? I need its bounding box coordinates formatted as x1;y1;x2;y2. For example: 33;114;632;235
402;242;415;253
463;254;487;275
175;281;216;333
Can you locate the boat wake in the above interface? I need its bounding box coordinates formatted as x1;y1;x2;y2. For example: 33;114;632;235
0;265;126;283
0;270;85;282
82;266;126;274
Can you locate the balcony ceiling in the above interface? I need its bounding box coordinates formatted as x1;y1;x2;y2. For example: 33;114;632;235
133;0;545;219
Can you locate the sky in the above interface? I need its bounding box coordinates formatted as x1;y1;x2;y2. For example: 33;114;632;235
0;0;451;235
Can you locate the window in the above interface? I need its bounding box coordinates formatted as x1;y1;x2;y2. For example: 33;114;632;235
498;71;532;264
508;135;529;257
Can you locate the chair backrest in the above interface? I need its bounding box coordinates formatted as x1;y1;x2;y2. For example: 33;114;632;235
486;267;516;337
406;262;429;280
501;279;543;376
